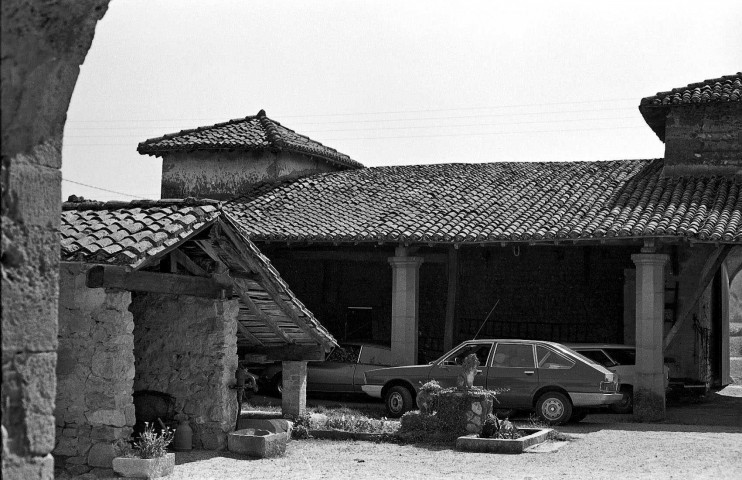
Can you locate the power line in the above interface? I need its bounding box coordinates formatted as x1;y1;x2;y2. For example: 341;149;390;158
64;116;639;138
63;98;638;123
62;178;150;199
62;124;647;146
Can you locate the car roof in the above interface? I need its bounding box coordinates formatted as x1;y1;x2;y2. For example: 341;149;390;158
458;339;568;348
564;343;635;350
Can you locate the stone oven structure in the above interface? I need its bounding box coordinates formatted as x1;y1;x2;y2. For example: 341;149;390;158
54;199;335;476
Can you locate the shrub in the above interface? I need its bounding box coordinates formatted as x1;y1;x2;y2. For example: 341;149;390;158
131;421;174;459
291;413;313;440
480;414;521;439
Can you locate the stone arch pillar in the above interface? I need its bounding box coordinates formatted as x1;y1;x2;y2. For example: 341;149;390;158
2;2;109;479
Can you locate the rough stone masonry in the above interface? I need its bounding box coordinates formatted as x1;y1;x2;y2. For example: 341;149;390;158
2;2;109;479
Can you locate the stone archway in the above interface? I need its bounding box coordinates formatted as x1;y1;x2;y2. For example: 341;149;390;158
2;2;110;478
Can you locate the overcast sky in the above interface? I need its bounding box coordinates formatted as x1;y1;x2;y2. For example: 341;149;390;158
61;0;742;201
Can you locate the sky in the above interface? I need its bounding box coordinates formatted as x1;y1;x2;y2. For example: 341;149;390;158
61;0;742;201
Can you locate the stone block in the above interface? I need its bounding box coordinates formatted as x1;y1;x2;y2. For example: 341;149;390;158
112;452;175;479
87;442;116;468
236;418;293;440
228;429;287;458
86;409;127;427
26;413;56;454
53;436;77;457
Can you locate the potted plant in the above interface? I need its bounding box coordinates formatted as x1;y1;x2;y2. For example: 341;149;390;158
112;421;175;479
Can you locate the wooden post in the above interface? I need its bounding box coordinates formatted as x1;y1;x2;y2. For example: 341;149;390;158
444;247;458;351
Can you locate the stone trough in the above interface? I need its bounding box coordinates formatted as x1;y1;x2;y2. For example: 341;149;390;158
456;428;553;454
228;428;287;458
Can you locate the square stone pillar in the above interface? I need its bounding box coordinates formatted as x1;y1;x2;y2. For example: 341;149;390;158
281;361;307;418
631;253;669;421
388;248;424;366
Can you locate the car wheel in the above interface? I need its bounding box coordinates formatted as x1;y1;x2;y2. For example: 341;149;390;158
385;386;414;418
609;388;633;414
568;408;588;423
536;392;572;425
272;373;283;398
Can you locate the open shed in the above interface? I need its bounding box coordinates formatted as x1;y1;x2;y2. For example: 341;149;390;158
53;198;335;475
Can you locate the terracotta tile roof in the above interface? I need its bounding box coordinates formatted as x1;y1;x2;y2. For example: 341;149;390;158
225;160;742;245
641;73;742;107
61;199;220;268
137;109;363;170
639;73;742;141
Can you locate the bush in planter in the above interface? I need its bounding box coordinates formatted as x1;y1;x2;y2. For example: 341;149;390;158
480;414;522;440
113;421;175;479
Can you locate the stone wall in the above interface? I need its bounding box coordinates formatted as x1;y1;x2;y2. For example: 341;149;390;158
663;102;742;176
130;293;239;450
2;3;109;478
54;263;135;477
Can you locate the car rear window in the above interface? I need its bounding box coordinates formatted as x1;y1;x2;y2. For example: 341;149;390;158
575;349;614;367
327;345;361;363
536;345;574;369
604;348;635;366
358;345;393;366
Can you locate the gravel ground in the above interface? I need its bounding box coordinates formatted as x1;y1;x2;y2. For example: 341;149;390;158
68;387;742;479
168;426;741;480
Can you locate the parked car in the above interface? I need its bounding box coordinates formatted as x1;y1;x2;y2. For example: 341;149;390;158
363;339;622;424
260;343;393;396
566;343;670;414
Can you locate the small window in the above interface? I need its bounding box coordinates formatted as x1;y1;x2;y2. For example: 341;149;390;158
442;343;493;366
536;346;574;369
492;344;535;368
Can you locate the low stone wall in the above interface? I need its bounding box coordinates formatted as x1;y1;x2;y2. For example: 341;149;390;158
130;293;239;450
54;263;135;477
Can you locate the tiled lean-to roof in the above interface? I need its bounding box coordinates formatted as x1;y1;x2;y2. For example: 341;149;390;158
61;199;220;268
225;160;742;244
137;109;363;170
61;199;336;350
640;73;742;141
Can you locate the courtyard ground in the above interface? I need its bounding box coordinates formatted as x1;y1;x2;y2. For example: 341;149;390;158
164;385;742;480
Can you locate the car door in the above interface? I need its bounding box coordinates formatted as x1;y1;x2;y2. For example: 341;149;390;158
427;342;493;389
307;344;360;393
486;342;539;408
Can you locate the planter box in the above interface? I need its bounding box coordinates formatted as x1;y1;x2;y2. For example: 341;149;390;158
112;452;175;478
456;428;552;454
228;428;287;458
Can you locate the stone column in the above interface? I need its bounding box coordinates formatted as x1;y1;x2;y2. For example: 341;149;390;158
54;263;135;477
623;269;636;345
131;294;239;450
631;253;669;421
281;361;308;418
388;247;424;366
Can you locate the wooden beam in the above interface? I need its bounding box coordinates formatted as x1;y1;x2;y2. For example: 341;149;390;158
233;278;294;344
244;344;325;361
664;245;732;349
444;246;458;351
170;248;208;276
235;320;264;347
86;265;232;299
195;239;224;265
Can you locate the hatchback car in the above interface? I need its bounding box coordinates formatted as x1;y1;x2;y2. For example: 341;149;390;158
566;343;669;414
362;339;622;424
261;343;393;396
